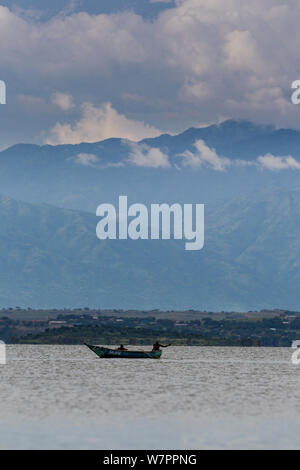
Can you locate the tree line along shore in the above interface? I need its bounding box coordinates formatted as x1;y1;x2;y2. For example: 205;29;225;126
0;308;299;346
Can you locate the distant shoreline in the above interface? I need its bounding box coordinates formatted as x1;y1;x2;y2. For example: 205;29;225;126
0;308;298;347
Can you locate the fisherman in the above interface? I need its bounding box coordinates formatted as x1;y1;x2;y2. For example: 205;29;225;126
117;344;127;351
152;341;171;352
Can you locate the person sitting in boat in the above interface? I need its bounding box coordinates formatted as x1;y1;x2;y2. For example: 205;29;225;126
152;341;170;352
117;344;128;351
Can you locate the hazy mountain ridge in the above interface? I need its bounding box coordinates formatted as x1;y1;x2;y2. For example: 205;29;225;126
1;120;300;213
0;189;300;310
5;119;300;164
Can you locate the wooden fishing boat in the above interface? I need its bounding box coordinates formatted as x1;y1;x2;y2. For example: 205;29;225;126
83;342;162;359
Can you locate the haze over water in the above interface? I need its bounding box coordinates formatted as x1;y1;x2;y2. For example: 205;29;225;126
0;345;299;449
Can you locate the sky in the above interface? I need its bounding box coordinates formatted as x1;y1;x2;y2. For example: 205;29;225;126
0;0;300;148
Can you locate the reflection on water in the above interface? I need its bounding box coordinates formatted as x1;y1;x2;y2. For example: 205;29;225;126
0;345;300;449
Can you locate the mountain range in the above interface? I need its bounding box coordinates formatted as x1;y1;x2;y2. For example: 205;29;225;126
1;120;300;212
0;187;299;310
1;120;300;309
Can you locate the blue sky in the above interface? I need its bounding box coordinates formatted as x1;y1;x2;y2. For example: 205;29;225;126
0;0;300;148
0;0;174;20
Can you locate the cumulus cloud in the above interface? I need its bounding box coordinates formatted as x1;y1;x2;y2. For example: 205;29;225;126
155;0;300;128
46;102;162;144
0;7;150;75
127;143;171;168
72;153;100;167
178;140;300;172
179;140;231;171
69;143;170;170
51;92;74;111
224;30;262;72
257;154;300;171
2;1;300;146
65;138;300;172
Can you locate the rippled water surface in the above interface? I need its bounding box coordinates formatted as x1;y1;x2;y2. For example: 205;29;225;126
1;345;300;449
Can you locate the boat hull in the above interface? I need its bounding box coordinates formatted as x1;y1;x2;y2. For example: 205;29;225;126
84;343;162;359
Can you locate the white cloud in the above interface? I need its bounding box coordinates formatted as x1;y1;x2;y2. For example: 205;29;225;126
46;102;162;144
179;139;231;171
155;0;300;127
128;143;171;168
257;154;300;171
0;7;152;76
72;153;100;167
224;30;262;72
51;92;74;111
178;140;300;172
64;138;300;172
69;142;170;170
2;1;300;145
70;152;125;169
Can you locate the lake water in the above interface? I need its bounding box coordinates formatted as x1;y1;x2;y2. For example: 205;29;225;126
0;345;300;449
